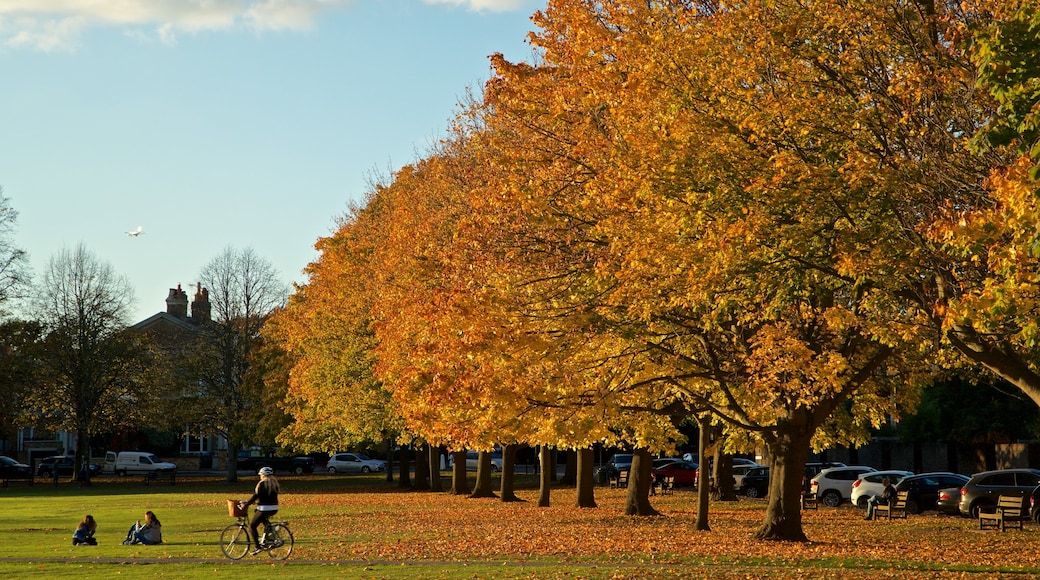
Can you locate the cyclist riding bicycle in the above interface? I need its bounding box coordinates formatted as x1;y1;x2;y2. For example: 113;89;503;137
239;466;280;555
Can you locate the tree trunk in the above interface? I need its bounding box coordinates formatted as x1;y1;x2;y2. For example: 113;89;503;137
384;437;394;483
576;447;597;508
398;444;412;488
413;442;430;491
500;444;521;502
560;449;577;486
537;445;552;507
470;451;498;498
429;444;443;492
711;448;738;501
696;414;711;530
226;435;239;483
751;417;812;542
624;448;660;516
449;450;470;495
76;431;92;486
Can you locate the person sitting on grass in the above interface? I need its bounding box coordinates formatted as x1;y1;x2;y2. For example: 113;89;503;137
122;510;163;545
72;515;97;546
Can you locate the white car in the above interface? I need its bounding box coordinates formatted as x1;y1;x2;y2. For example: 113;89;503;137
810;465;877;507
850;470;915;509
326;452;386;474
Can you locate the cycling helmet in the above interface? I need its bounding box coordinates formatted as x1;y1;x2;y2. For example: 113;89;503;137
258;466;274;476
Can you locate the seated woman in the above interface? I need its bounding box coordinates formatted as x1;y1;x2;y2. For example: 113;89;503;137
72;515;97;545
122;510;162;545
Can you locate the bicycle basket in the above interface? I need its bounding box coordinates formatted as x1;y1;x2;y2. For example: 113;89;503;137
227;499;247;518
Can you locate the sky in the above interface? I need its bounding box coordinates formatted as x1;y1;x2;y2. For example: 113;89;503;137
0;0;545;323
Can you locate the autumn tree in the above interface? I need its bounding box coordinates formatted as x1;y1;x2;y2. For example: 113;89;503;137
27;244;158;483
188;247;286;483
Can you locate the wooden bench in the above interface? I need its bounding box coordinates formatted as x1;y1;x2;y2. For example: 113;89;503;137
143;469;177;486
659;475;674;495
874;490;909;520
1;473;34;487
979;495;1029;531
610;470;629;489
801;492;818;510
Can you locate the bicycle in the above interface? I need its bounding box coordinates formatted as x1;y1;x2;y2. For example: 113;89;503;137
221;499;294;560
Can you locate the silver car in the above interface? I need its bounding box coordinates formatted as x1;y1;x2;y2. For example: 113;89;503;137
326;452;386;474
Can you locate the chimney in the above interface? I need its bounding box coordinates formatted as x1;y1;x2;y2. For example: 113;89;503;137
191;283;211;324
166;285;188;319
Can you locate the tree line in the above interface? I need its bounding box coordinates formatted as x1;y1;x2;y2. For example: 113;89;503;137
265;0;1040;542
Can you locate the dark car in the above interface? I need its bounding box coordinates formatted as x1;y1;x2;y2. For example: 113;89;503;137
895;472;970;514
0;455;33;481
936;487;963;515
958;468;1040;518
653;460;699;486
36;456;101;477
740;466;770;498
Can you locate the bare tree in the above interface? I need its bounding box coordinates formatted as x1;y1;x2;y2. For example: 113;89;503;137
28;244;155;483
0;188;28;312
190;247;286;482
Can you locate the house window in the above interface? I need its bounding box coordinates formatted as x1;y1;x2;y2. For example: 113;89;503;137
181;430;209;455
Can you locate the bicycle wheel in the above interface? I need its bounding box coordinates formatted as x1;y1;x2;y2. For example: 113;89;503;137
220;523;251;560
265;523;294;560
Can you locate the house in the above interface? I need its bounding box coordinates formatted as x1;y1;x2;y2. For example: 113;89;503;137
128;284;221;461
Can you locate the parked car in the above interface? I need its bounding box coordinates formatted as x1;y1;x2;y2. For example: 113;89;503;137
802;461;847;492
0;456;32;481
236;450;315;475
936;487;963;515
895;472;970;514
326;452;387;474
1028;484;1040;524
850;470;915;509
739;466;770;498
732;463;763;488
598;453;634;478
653;460;699;486
447;450;503;472
810;466;877;507
958;468;1040;518
36;456;101;477
652;457;684;470
103;451;177;476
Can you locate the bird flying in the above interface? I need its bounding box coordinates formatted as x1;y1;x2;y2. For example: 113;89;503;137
126;226;144;237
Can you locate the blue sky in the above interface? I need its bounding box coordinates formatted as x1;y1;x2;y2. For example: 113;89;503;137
0;0;544;322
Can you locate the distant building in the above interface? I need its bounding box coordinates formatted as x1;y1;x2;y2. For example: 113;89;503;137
128;283;219;458
17;284;220;466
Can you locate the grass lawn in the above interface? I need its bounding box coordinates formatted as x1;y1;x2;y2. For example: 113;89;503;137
2;473;1037;578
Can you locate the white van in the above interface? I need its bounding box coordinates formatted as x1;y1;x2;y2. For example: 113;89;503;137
103;451;177;476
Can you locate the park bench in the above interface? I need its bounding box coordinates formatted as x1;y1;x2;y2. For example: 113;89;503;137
1;473;34;487
143;469;177;486
801;492;818;510
610;470;629;489
979;495;1029;531
653;476;678;498
874;490;909;520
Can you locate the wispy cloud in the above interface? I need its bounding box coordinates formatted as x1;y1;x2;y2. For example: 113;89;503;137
0;0;355;51
420;0;530;11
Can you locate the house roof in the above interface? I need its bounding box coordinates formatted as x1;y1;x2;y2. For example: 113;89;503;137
130;312;200;334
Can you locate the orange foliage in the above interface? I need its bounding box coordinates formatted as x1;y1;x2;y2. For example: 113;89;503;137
256;486;1038;576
